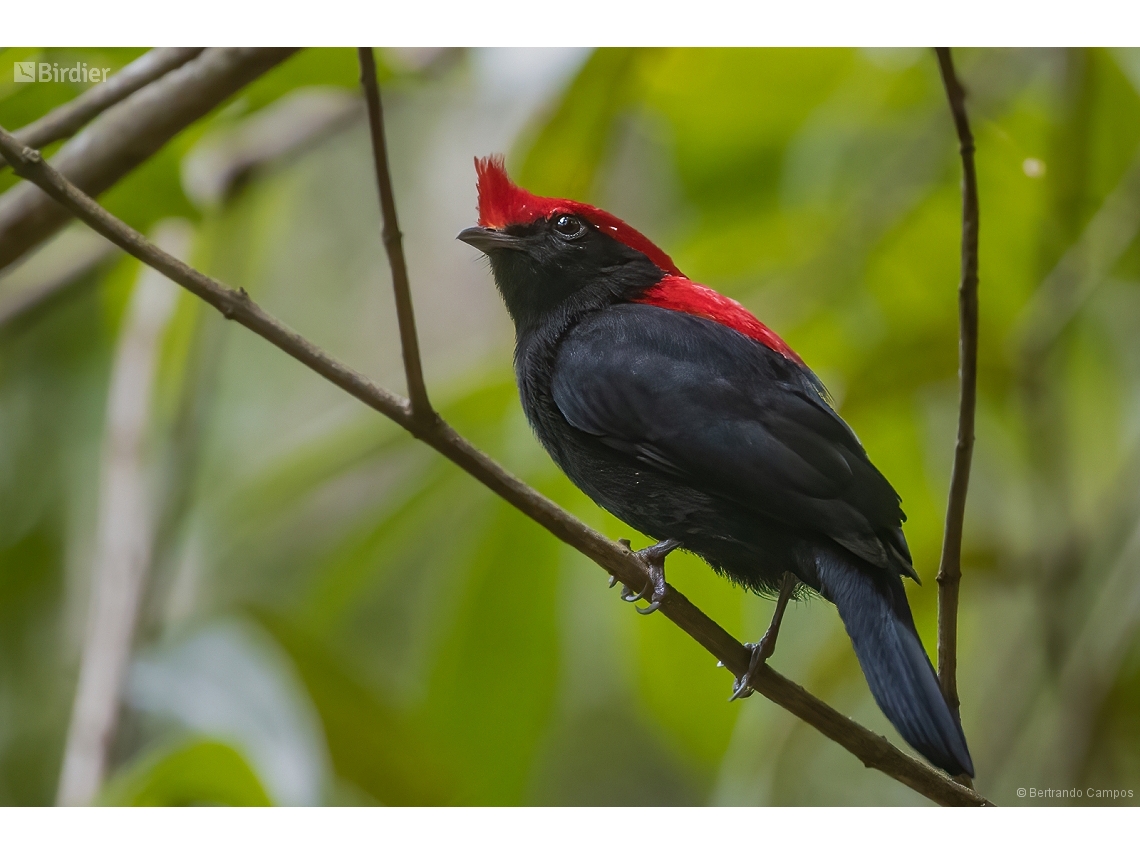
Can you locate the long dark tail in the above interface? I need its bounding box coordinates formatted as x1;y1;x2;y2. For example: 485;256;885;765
815;550;974;778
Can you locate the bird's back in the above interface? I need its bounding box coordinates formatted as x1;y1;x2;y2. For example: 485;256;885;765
517;303;912;593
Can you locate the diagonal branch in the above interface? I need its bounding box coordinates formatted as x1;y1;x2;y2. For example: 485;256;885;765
933;47;980;720
0;127;990;808
0;226;119;329
357;47;433;421
1;48;205;170
0;47;298;273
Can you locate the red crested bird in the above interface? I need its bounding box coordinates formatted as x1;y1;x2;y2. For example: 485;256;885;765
458;155;974;779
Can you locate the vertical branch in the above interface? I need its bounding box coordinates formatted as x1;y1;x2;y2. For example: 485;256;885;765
933;47;979;718
56;222;190;805
357;47;433;423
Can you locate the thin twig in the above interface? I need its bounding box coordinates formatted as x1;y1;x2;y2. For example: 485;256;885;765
357;47;433;422
933;47;980;720
0;127;990;807
1;48;205;170
0;47;298;273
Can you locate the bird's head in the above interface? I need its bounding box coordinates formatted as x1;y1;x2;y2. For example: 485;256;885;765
459;155;802;362
458;156;677;331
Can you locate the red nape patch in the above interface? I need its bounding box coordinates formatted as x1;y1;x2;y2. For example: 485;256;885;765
474;155;682;277
634;275;802;363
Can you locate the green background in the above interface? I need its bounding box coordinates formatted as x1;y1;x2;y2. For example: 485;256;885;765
1;47;1139;805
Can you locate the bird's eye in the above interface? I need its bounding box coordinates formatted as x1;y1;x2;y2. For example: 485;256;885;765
553;214;587;239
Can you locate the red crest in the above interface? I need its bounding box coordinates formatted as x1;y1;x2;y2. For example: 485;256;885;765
473;156;798;362
474;156;682;277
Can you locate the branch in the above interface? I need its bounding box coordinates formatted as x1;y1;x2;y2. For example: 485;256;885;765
56;222;188;805
0;127;990;808
0;47;298;272
933;48;980;720
1;48;205;169
357;47;433;421
0;228;118;329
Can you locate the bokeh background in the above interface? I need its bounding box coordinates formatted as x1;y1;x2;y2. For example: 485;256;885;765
2;47;1139;806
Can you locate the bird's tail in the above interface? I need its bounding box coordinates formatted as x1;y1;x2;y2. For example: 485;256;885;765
815;550;975;778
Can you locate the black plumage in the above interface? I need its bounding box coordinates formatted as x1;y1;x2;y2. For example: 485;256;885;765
459;159;974;778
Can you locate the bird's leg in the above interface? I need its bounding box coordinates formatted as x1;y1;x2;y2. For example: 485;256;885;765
730;571;798;701
613;538;681;615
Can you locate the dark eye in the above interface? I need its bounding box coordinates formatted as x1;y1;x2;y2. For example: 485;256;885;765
553;214;587;239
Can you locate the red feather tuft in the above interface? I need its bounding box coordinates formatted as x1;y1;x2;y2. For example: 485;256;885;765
634;275;802;363
473;157;797;362
474;155;682;277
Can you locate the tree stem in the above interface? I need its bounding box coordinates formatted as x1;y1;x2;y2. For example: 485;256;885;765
933;47;980;723
357;47;434;423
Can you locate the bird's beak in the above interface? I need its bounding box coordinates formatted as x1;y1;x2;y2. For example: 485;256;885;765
457;226;523;253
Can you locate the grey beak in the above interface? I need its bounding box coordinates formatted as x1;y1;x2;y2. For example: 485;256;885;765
457;226;523;253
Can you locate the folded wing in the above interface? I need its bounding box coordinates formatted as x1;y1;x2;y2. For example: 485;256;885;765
551;304;914;577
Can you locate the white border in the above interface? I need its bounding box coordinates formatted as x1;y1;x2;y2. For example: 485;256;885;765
3;1;1139;48
3;806;1139;853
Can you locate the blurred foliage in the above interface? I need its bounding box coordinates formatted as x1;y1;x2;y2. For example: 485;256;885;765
100;739;271;806
2;47;1140;806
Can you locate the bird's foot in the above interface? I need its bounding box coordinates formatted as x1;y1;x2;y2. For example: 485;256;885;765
614;538;681;615
729;571;797;701
728;631;779;701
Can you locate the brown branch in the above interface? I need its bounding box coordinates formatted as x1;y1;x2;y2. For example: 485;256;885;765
357;47;433;422
933;48;979;720
1;48;205;169
0;127;990;808
0;47;298;273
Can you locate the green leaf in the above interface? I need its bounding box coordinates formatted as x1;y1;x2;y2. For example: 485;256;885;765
100;739;272;806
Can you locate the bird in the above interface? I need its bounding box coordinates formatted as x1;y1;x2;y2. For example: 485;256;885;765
457;155;974;779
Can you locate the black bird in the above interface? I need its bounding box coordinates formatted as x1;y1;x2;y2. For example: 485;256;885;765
458;156;974;778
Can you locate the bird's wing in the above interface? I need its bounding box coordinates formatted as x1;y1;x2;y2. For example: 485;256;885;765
551;305;910;574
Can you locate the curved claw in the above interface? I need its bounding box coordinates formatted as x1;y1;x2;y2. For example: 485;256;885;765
729;676;755;702
728;642;762;702
614;538;681;616
620;579;652;602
